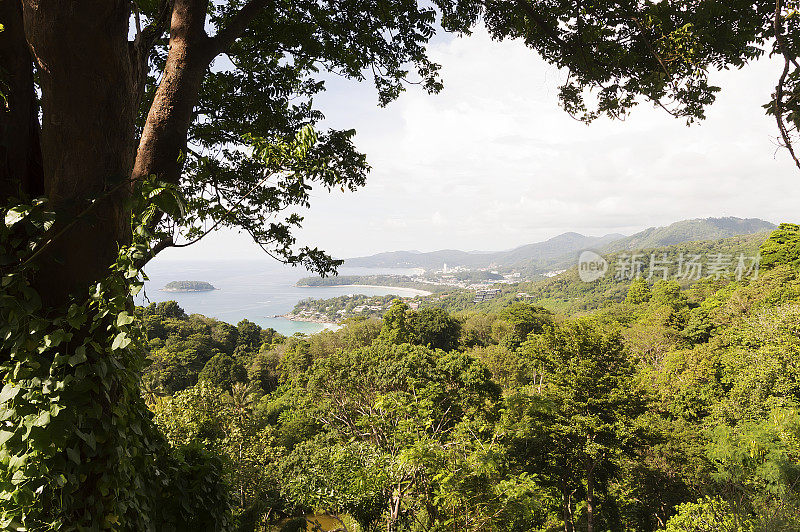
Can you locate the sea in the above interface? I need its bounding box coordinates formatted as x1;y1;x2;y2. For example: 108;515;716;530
136;258;422;335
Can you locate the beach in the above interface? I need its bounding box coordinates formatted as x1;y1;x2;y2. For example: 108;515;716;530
298;284;432;296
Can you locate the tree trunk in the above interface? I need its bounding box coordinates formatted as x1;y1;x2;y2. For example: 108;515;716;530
587;458;595;532
21;0;137;305
388;491;401;532
132;0;211;186
562;475;574;532
0;0;43;200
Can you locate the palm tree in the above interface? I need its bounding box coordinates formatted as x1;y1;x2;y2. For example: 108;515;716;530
225;381;256;508
225;381;255;425
140;378;163;407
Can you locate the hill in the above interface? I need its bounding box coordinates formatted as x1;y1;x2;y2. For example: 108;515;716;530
345;217;775;274
419;231;770;315
600;217;775;253
344;249;493;270
345;232;623;271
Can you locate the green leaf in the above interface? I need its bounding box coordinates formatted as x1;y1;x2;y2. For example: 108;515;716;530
34;411;50;428
69;346;87;367
4;207;27;228
66;447;80;464
111;332;131;351
11;470;26;485
0;430;14;445
116;312;134;327
76;429;96;451
0;385;20;404
8;454;25;470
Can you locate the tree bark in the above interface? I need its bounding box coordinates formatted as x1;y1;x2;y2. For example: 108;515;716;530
388;485;403;532
587;458;596;532
11;0;267;305
21;0;137;305
562;475;574;532
387;496;398;532
0;0;43;200
131;0;211;186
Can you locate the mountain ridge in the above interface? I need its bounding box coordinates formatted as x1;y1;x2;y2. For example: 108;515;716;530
345;217;776;273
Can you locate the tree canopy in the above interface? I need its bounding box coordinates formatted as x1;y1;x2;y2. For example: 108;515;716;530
4;1;799;299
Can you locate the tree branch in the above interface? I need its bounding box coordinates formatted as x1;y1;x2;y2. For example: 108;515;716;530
511;0;594;75
133;0;175;57
131;0;175;93
135;236;175;269
208;0;270;56
171;172;274;249
773;0;800;171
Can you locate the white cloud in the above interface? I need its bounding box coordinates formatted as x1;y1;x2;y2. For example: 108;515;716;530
164;26;800;263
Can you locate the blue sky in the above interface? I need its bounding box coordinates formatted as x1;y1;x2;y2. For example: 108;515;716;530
158;27;800;262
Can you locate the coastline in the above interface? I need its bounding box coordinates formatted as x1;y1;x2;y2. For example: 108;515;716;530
297;284;432;296
280;314;342;329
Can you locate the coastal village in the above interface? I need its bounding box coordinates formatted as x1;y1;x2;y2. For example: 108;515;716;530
285;294;423;325
285;263;543;325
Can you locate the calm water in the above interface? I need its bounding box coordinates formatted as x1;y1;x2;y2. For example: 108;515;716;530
137;259;421;335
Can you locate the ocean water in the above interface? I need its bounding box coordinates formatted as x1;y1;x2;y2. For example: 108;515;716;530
136;259;421;335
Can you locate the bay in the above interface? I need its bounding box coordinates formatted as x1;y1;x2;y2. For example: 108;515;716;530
137;258;422;335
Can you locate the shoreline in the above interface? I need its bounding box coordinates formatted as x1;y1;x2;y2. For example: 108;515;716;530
280;314;342;329
297;284;432;296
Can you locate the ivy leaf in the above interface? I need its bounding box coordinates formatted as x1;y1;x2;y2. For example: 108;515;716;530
76;429;96;450
66;447;81;464
149;186;186;219
111;332;131;351
4;206;28;228
0;430;14;445
41;329;72;352
116;312;135;327
8;454;25;470
34;411;50;428
68;346;87;367
66;304;87;329
0;385;20;404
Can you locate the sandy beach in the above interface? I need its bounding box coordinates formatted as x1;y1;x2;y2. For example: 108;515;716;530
298;284;432;296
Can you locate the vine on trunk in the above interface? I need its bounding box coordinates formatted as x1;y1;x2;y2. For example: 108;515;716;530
0;180;231;530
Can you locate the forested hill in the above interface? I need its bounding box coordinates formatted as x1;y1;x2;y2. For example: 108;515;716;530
600;217;776;253
345;217;775;273
420;231;770;315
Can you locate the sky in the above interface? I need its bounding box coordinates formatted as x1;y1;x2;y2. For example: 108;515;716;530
157;27;800;262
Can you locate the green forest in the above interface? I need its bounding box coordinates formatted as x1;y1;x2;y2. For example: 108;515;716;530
133;225;800;530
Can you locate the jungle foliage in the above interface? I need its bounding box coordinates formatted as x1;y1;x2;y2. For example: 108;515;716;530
140;228;800;530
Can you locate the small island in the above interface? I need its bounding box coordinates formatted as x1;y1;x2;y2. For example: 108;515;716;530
161;280;217;292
